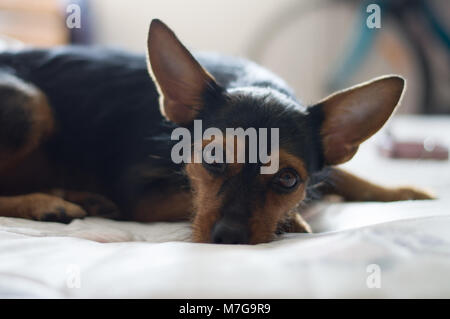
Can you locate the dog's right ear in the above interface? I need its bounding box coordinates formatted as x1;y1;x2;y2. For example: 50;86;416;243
147;19;221;126
310;75;405;165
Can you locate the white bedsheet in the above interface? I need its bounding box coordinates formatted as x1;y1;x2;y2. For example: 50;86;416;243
0;115;449;298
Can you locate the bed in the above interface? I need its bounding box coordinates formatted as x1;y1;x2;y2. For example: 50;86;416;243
0;115;449;298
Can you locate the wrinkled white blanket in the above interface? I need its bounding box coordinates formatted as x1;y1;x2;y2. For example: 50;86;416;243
0;115;449;298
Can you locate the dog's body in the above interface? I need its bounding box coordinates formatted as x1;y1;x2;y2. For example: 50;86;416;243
0;47;302;221
0;46;180;219
0;20;433;244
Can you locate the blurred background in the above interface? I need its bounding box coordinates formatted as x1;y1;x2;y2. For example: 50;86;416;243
0;0;448;114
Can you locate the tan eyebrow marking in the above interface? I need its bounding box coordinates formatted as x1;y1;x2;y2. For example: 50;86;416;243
278;149;308;180
259;149;308;185
201;135;244;175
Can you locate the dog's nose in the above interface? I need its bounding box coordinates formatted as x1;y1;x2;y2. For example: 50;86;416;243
211;220;249;244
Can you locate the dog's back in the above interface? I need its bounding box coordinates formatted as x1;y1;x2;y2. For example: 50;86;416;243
0;46;300;215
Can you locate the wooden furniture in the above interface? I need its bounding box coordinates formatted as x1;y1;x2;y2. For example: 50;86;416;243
0;0;68;46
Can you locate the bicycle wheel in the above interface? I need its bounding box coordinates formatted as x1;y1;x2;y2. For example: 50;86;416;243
246;0;426;114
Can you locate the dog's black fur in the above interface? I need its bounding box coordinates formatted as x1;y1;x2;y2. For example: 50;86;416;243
0;45;326;212
0;20;430;244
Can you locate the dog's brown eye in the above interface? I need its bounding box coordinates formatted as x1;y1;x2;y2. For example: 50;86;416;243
272;168;299;192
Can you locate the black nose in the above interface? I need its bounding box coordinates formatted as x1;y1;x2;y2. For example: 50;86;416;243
211;220;249;244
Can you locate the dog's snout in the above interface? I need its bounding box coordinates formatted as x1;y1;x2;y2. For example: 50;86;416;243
211;220;249;245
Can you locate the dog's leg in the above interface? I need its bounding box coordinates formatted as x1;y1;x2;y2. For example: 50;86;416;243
0;74;89;223
47;189;121;219
0;72;54;172
323;167;435;201
0;190;120;223
131;188;192;222
277;210;312;234
0;73;76;222
0;193;86;223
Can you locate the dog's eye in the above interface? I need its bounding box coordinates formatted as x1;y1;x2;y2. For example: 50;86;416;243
272;168;300;192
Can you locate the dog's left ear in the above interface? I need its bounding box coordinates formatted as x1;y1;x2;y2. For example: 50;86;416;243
311;75;405;165
147;19;221;126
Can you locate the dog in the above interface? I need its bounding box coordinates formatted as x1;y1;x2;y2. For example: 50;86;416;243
0;19;433;244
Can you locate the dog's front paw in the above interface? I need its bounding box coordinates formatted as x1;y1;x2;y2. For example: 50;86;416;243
78;194;121;219
277;212;312;234
49;190;121;219
27;194;87;224
392;187;436;201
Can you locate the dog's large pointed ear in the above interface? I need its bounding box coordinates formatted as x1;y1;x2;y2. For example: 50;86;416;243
146;19;221;126
310;75;405;165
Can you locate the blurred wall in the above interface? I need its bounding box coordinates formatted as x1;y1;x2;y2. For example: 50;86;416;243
88;0;447;113
90;0;295;54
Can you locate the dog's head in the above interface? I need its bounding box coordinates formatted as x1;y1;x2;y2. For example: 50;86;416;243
146;19;405;244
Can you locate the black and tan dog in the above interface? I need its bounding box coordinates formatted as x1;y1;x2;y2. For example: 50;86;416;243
0;19;432;244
